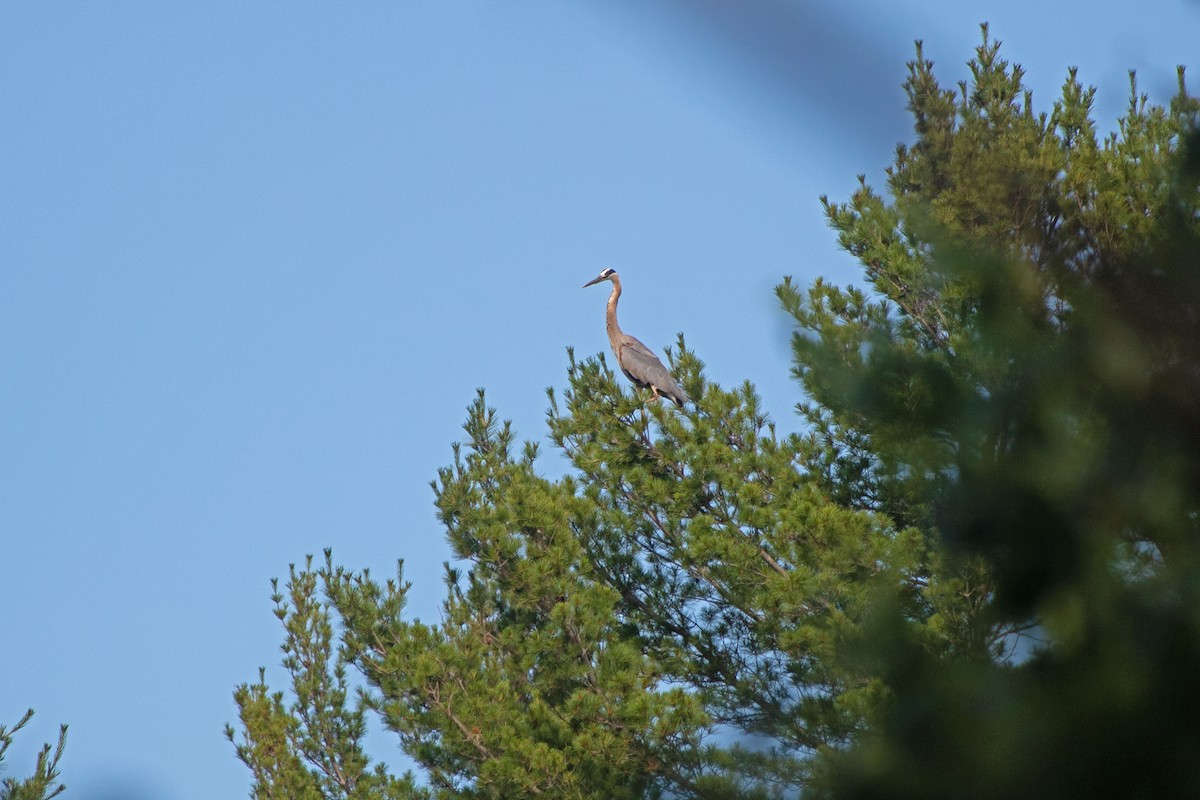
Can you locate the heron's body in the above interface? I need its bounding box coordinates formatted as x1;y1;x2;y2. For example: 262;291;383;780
584;268;687;408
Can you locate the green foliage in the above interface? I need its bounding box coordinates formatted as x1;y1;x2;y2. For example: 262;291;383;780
0;710;67;800
546;346;990;781
232;25;1200;799
774;26;1200;798
781;29;1199;552
327;394;712;798
227;560;426;800
233;365;991;797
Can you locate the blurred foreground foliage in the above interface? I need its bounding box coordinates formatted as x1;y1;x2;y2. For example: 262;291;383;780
794;27;1200;800
230;28;1200;798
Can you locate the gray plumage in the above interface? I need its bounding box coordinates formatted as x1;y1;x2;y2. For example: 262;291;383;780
583;268;688;408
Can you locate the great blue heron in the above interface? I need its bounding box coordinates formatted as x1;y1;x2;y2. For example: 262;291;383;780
583;268;688;408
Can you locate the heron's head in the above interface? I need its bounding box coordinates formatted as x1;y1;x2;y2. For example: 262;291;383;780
583;268;618;288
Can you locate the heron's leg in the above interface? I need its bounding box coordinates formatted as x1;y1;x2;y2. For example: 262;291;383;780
647;388;665;432
638;388;651;439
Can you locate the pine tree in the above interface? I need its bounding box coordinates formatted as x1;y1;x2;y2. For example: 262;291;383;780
231;27;1200;798
231;355;990;796
774;26;1200;799
234;365;982;796
778;29;1199;615
0;710;67;800
226;561;424;800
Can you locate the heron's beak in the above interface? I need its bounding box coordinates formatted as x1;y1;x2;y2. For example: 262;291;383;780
582;275;604;288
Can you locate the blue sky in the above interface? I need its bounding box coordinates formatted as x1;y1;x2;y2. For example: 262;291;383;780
2;2;1197;797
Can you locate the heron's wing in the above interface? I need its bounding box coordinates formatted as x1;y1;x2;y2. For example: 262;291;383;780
617;335;688;407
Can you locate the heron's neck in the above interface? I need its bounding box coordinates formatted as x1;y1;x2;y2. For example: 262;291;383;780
605;277;622;338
